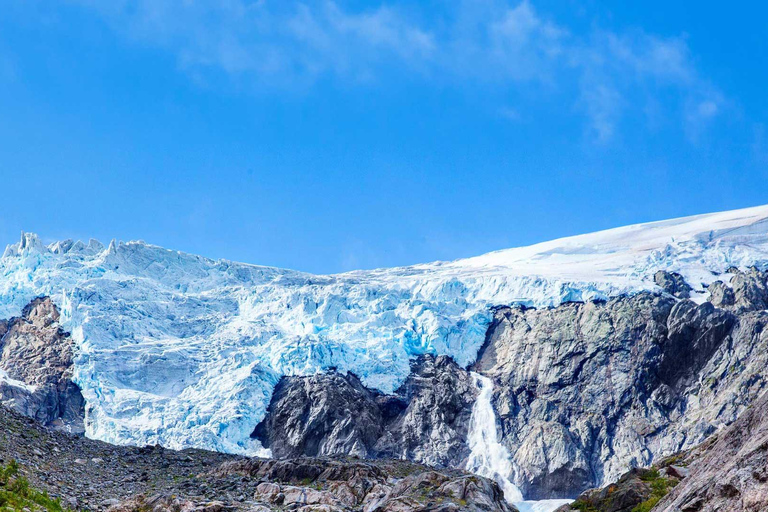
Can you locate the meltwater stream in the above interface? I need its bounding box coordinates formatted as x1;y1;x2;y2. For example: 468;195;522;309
466;372;571;512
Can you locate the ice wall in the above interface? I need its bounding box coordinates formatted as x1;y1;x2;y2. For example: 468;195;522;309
0;205;766;455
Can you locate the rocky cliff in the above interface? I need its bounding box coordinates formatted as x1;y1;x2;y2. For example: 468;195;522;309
475;268;768;499
652;387;768;511
255;269;768;502
0;297;84;433
254;355;478;468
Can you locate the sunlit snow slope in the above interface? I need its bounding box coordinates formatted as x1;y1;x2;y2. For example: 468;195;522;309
1;205;767;455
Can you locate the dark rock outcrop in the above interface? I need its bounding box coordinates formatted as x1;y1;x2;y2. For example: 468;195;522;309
654;270;692;299
254;354;478;468
252;369;398;459
0;297;84;433
474;268;768;499
729;266;768;312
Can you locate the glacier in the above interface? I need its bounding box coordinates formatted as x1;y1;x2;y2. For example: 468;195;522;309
1;205;768;457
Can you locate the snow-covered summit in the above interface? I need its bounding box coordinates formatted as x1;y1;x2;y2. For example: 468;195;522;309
1;204;767;455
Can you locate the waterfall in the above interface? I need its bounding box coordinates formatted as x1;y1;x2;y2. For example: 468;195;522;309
466;372;571;512
466;372;524;502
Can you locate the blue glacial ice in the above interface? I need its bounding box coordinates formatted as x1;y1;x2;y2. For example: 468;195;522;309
0;205;767;456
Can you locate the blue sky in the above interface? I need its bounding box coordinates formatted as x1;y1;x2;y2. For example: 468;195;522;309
0;1;766;273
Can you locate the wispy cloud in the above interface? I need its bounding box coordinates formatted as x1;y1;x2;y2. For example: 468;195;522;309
71;0;434;87
67;0;725;142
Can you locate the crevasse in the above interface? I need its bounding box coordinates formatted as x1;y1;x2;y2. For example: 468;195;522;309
0;205;766;456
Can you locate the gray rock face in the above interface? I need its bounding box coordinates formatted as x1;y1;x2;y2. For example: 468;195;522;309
654;270;692;299
254;354;478;468
378;354;478;467
474;268;768;499
654;388;768;512
0;297;84;433
253;369;397;459
253;268;768;500
729;266;768;312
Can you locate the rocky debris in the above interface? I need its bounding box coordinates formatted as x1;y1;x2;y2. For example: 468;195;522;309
0;404;240;510
0;403;513;512
652;388;768;512
217;458;515;512
472;268;768;499
106;495;230;512
654;271;692;299
254;355;478;468
0;297;84;433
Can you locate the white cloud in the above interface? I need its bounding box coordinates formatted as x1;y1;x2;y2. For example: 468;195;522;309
70;0;434;86
66;0;724;142
683;90;725;142
566;28;721;143
579;82;623;143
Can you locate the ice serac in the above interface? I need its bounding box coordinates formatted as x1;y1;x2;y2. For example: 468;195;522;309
0;206;767;455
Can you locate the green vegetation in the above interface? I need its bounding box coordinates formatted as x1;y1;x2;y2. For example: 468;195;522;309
0;460;72;512
570;467;680;512
570;499;599;512
631;469;678;512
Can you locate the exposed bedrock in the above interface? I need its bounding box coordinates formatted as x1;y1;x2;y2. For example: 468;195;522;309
253;354;478;468
0;296;85;433
255;269;768;501
653;270;692;299
653;387;768;511
558;387;768;511
475;268;768;499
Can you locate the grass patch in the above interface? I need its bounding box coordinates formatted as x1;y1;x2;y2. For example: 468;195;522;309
0;460;73;512
570;499;599;512
631;471;678;512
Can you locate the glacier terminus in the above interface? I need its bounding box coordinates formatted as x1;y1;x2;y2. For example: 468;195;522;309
1;204;767;461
